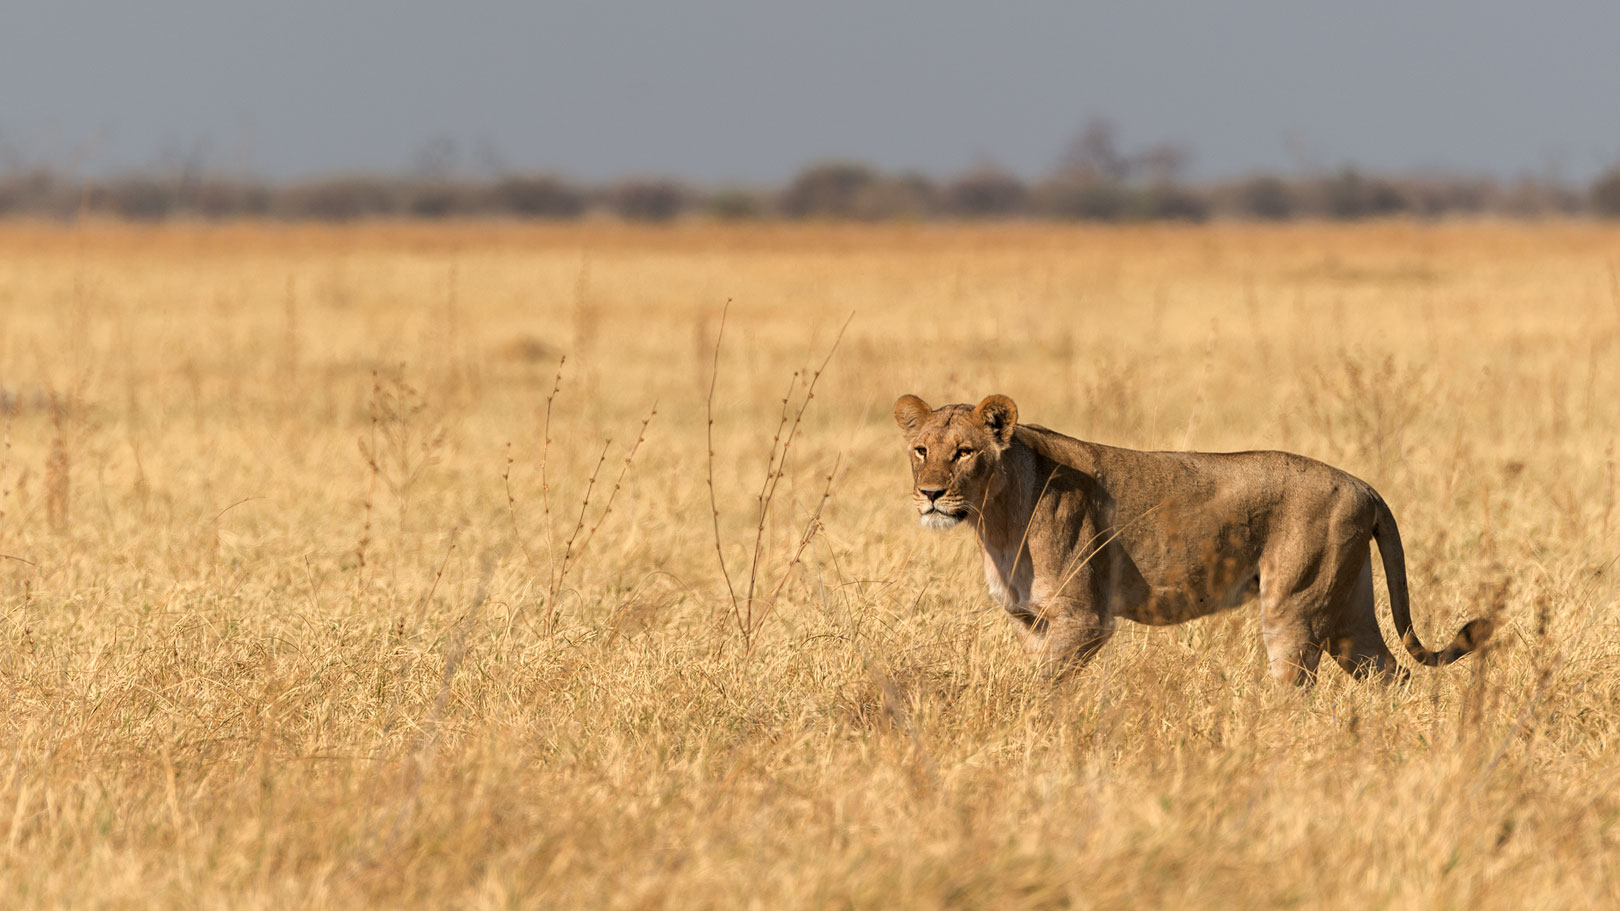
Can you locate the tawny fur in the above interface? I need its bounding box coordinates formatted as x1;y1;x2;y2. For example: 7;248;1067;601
894;393;1494;684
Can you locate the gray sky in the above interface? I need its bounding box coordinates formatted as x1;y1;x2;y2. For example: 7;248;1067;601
4;0;1619;183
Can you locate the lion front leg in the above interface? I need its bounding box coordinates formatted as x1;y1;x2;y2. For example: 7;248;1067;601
1023;598;1114;681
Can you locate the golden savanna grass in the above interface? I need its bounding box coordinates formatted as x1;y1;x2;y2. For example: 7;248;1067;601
2;220;1619;909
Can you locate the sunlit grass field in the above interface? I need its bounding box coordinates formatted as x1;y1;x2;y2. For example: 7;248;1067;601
1;220;1617;909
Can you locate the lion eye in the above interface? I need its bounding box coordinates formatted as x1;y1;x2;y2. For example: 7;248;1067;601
954;447;974;461
913;446;927;460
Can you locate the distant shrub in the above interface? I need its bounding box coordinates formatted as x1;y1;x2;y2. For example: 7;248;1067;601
1394;177;1490;218
489;175;585;218
185;179;272;218
1590;167;1620;217
943;168;1028;218
780;162;878;218
0;148;1606;223
1055;118;1132;184
0;169;63;216
1234;176;1296;220
1033;178;1130;221
402;181;487;218
1138;184;1209;221
1318;169;1406;219
276;177;398;220
99;177;177;220
1492;178;1581;217
851;173;938;220
706;188;766;220
607;179;687;221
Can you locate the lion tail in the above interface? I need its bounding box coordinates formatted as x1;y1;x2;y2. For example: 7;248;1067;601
1370;494;1495;667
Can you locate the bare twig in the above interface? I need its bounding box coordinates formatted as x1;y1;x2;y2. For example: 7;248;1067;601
570;401;657;560
754;456;843;647
539;355;565;575
697;306;854;652
706;301;741;619
502;442;536;567
740;314;853;645
353;370;382;596
411;531;459;632
555;439;612;593
503;351;655;634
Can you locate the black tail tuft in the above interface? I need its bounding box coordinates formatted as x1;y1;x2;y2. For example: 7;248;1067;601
1434;616;1496;665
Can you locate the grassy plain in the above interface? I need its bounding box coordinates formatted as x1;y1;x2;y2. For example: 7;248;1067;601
1;219;1618;909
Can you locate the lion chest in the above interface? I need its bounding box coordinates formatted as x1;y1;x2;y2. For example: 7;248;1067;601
982;544;1032;613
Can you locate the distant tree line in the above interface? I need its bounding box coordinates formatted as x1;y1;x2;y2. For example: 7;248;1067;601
5;123;1620;222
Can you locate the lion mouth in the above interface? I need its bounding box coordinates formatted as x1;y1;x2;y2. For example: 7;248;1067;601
919;506;965;530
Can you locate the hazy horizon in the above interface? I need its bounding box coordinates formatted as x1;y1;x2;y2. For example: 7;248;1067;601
5;0;1619;183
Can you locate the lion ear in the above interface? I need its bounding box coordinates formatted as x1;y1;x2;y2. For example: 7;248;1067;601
893;394;933;434
974;394;1018;446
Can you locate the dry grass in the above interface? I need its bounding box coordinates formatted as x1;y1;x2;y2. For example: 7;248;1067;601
1;220;1618;909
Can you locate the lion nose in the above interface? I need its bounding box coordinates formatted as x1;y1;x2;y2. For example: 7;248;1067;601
918;487;945;502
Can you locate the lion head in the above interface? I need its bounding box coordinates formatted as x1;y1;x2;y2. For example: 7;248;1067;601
893;393;1019;530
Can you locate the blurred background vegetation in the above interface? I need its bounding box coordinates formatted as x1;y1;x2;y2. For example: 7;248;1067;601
5;118;1619;223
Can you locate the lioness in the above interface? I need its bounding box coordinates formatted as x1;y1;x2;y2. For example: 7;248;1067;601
895;393;1493;684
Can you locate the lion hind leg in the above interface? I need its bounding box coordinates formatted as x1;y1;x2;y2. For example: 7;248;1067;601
1250;564;1328;684
1325;552;1409;683
1258;567;1326;687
